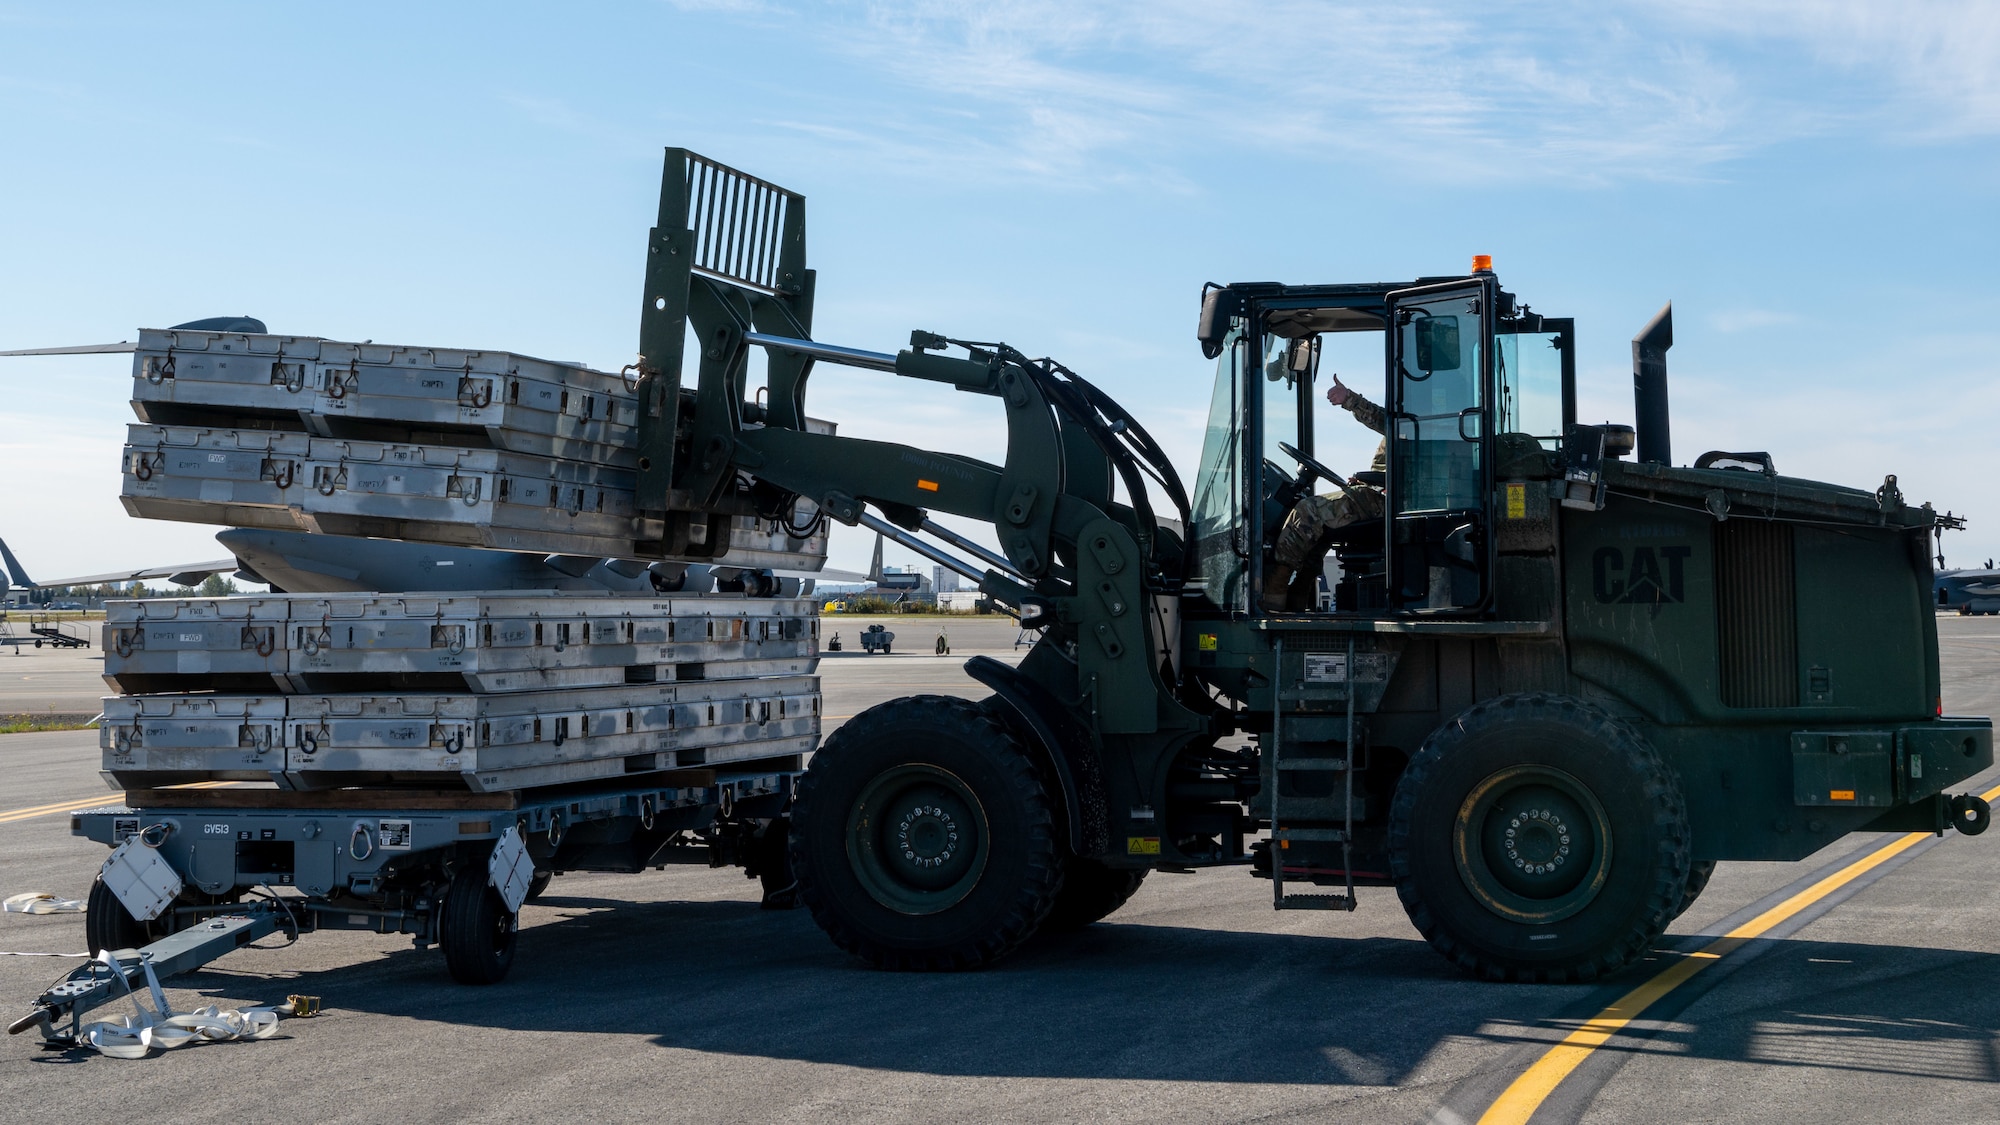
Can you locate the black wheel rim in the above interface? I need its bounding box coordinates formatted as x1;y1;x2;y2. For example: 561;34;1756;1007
846;763;989;916
488;898;515;958
1453;764;1614;924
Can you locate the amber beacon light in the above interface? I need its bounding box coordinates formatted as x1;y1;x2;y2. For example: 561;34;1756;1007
1471;254;1494;273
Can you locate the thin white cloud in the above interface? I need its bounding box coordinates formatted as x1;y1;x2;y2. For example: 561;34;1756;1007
1672;0;2000;138
700;0;2000;188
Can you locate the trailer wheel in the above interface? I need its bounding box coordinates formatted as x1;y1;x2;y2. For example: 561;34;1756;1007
1388;693;1690;983
1040;858;1147;932
84;875;165;954
1674;860;1717;919
791;695;1063;970
439;866;517;985
749;819;799;910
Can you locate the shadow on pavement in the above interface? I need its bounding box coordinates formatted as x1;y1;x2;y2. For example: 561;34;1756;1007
156;895;1489;1086
132;897;2000;1088
1472;936;2000;1084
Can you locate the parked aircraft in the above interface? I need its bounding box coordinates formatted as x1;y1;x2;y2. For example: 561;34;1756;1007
3;529;857;605
1938;561;2000;615
837;531;932;604
216;528;858;597
0;536;235;607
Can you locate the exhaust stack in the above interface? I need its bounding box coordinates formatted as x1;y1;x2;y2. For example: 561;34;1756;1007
1632;303;1674;465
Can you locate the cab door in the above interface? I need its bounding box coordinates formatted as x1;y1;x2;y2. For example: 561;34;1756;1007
1385;279;1494;612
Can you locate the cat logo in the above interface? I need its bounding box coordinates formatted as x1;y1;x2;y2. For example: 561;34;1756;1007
1592;545;1692;604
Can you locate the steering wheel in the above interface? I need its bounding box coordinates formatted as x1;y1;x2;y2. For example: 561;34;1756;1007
1278;441;1345;491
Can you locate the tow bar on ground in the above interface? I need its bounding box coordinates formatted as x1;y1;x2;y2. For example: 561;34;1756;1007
9;907;298;1052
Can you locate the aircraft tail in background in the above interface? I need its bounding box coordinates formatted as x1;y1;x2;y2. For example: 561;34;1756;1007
867;532;885;585
0;537;31;601
0;538;33;588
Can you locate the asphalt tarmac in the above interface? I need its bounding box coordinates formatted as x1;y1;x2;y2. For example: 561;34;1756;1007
1;616;1996;1123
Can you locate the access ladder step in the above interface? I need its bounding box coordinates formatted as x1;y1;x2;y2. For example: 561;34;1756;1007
1276;758;1348;771
1279;892;1355;909
1273;827;1348;843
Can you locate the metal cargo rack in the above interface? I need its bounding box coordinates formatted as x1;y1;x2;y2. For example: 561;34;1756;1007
128;327;645;466
96;693;290;783
101;676;821;792
119;423;830;566
102;592;820;695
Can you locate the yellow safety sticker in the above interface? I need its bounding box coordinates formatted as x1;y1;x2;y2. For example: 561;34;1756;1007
1505;482;1527;519
1197;633;1217;651
1127;836;1161;855
1830;789;1856;801
917;479;939;492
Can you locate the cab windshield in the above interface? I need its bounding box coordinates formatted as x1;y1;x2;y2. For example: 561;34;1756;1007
1190;325;1247;612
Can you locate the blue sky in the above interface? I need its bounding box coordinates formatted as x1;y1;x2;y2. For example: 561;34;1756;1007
3;1;1997;579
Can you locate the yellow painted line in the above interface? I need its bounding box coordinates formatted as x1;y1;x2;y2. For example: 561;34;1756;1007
0;781;237;824
0;797;115;824
1479;780;2000;1125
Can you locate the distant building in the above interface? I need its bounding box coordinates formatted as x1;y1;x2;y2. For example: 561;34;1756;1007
933;566;961;594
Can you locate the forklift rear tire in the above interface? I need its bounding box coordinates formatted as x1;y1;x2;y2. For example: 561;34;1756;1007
440;865;517;985
84;875;163;954
1388;693;1690;983
1675;860;1717;919
523;870;553;903
1040;858;1147;932
791;695;1063;970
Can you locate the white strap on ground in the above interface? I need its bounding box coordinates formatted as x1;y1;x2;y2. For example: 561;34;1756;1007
3;892;84;914
80;1004;283;1059
75;951;282;1059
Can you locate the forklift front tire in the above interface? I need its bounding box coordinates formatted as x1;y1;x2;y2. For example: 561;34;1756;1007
790;695;1063;970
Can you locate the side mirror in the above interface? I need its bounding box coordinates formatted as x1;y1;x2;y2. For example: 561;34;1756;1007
1288;336;1319;378
1265;336;1319;384
1197;286;1242;360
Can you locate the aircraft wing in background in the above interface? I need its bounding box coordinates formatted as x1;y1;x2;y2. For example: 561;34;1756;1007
0;341;138;356
27;560;240;590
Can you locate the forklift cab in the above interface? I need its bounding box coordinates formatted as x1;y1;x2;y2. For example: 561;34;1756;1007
1189;270;1573;619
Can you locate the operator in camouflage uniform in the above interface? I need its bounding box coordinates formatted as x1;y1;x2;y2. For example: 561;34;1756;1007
1262;372;1386;611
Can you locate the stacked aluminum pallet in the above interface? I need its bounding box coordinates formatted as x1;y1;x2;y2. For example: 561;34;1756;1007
118;327;830;565
100;592;820;793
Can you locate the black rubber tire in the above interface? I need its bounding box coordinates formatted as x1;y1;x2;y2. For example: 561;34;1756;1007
523;870;553;903
84;875;161;954
1388;693;1690;982
1040;857;1148;932
439;865;518;985
790;695;1064;970
1675;860;1717;919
